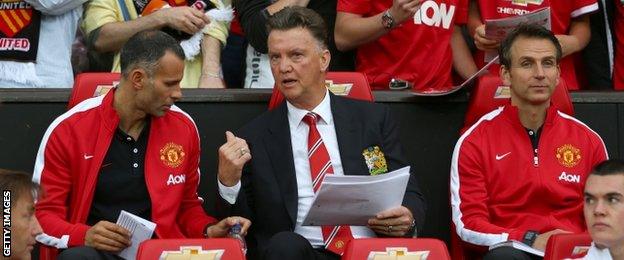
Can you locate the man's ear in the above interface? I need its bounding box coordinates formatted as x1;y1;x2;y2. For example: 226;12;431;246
320;49;331;72
129;68;148;90
500;64;511;86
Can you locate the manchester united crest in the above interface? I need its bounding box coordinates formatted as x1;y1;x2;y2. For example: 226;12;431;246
556;144;581;168
160;142;185;168
363;146;388;175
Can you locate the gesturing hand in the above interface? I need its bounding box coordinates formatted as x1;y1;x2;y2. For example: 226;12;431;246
218;131;251;187
85;221;131;252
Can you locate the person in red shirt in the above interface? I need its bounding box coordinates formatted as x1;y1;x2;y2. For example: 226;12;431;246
33;31;250;260
614;1;624;90
451;24;607;259
335;0;477;91
468;0;597;90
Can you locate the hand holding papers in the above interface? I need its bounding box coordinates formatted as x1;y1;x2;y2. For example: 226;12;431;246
302;166;411;226
116;210;157;260
483;7;551;62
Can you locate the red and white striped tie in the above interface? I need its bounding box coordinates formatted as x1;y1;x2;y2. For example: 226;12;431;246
302;112;353;255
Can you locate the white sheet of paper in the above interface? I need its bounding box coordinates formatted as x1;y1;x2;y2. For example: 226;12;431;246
116;210;157;260
412;56;499;96
302;166;411;226
489;240;544;257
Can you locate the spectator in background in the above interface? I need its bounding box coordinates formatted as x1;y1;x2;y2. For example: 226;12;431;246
580;0;615;90
334;0;478;91
0;169;43;260
468;0;597;90
220;15;247;88
81;0;230;88
33;31;249;260
451;24;608;259
614;0;623;90
235;0;356;89
580;159;624;260
0;0;87;88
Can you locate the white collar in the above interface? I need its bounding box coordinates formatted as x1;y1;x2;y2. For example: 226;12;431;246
287;90;333;129
584;243;614;260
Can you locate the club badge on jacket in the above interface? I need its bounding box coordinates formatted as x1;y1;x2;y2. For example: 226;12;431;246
363;146;388;175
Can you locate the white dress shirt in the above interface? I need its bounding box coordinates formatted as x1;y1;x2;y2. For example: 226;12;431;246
219;90;375;247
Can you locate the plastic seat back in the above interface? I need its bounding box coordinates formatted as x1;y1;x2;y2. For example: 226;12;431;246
342;238;451;260
136;238;245;260
67;72;120;110
544;233;592;260
462;74;574;133
268;71;374;110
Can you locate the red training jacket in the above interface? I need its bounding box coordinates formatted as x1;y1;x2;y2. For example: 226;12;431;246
33;89;216;257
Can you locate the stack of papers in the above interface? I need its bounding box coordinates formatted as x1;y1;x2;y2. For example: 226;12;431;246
302;166;411;226
116;210;157;260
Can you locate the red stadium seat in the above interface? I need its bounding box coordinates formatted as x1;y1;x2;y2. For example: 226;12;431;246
136;238;245;260
67;72;120;110
461;74;574;133
267;71;374;110
342;238;451;260
543;233;592;260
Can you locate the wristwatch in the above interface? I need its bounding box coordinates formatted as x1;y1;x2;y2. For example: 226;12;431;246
381;10;395;29
522;230;539;246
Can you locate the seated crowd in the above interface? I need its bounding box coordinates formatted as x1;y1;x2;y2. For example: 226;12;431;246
0;1;623;260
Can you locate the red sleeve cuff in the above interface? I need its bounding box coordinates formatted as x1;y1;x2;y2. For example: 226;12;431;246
68;223;91;247
189;216;218;238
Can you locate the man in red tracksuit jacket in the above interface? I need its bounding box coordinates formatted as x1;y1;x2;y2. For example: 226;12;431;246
451;24;608;259
32;31;250;259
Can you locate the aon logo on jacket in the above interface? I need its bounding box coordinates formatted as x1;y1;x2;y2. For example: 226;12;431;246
167;174;186;186
413;1;456;29
558;172;581;184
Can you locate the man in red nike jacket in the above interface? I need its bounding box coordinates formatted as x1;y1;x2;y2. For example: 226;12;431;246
33;31;250;259
451;24;608;259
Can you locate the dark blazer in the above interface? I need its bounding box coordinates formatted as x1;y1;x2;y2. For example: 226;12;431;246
217;94;426;259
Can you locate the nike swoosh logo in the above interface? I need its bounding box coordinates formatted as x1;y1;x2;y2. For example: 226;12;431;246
84;154;94;160
495;152;511;160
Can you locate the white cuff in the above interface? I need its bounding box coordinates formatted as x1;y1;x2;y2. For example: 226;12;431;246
218;179;241;204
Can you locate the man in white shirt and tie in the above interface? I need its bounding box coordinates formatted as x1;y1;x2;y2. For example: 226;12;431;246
214;6;426;260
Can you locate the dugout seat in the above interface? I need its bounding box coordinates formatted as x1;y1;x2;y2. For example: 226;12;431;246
544;233;592;260
268;71;374;110
136;238;245;260
342;238;451;260
67;72;120;110
462;74;574;133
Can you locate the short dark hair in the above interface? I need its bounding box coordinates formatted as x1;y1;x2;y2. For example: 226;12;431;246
590;159;624;177
120;30;185;78
0;169;39;205
267;6;328;49
498;23;562;68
